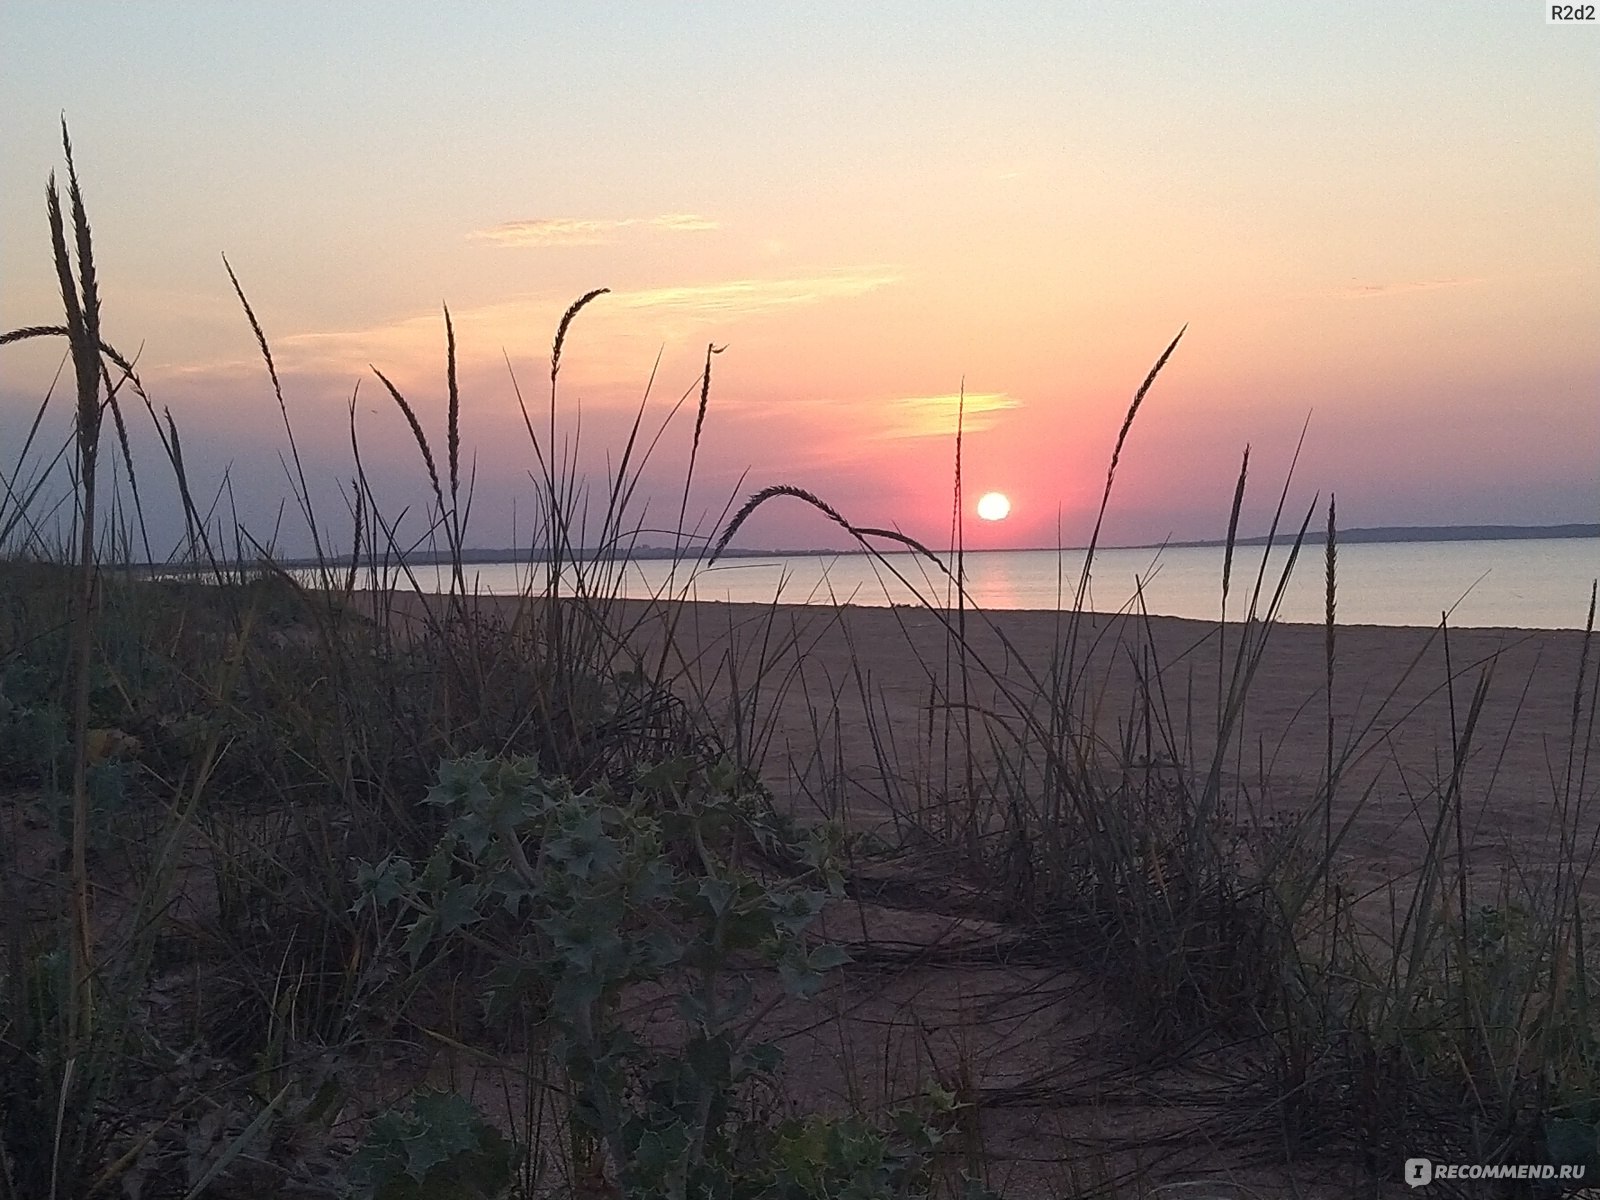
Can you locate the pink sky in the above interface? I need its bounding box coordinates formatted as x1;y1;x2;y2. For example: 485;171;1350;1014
2;4;1595;559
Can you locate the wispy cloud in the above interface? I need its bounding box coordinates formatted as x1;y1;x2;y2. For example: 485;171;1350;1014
472;213;718;247
649;214;718;232
876;392;1022;440
616;270;901;318
1334;277;1484;299
275;311;452;373
255;268;901;376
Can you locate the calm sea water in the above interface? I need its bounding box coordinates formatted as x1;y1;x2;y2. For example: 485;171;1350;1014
381;538;1600;631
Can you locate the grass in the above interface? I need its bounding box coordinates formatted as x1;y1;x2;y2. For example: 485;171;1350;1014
2;127;1599;1198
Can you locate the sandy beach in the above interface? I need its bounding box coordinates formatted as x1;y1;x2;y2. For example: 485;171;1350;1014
670;604;1593;890
353;593;1600;1192
384;592;1598;908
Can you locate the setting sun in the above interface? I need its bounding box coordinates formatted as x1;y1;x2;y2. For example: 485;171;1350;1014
4;12;1598;1195
976;492;1011;521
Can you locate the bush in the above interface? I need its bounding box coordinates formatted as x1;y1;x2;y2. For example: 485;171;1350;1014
355;752;970;1199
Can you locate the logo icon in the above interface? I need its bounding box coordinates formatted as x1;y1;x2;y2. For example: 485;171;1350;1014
1405;1159;1433;1187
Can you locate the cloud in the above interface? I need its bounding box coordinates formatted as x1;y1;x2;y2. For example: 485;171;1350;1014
615;270;901;318
875;392;1022;440
471;213;718;247
249;268;900;376
649;214;719;232
1334;277;1484;299
274;312;450;374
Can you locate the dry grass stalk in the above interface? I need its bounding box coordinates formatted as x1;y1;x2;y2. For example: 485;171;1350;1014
50;125;105;1052
551;288;609;384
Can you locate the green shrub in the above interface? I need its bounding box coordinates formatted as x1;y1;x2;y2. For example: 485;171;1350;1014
349;1089;516;1200
354;752;972;1199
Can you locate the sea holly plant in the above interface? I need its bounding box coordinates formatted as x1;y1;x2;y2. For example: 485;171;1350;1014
354;752;858;1198
347;1089;515;1200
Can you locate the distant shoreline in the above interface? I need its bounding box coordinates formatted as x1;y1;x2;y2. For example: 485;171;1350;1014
265;522;1599;570
1112;522;1600;552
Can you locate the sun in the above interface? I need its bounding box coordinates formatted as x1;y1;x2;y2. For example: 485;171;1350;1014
976;491;1011;521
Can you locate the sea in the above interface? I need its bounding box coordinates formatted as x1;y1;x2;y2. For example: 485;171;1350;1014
377;537;1600;632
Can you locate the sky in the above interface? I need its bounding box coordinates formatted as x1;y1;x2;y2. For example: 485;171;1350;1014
2;2;1596;559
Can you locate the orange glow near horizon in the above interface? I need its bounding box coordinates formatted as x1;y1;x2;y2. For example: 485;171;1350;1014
0;7;1594;556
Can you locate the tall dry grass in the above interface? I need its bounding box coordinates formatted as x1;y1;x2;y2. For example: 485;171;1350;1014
3;129;1598;1198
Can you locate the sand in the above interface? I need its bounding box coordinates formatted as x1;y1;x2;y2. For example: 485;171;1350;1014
382;590;1598;905
647;602;1596;901
364;593;1600;1193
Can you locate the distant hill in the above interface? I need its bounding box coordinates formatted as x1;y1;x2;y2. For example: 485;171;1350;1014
1127;523;1600;551
253;524;1599;571
270;545;835;570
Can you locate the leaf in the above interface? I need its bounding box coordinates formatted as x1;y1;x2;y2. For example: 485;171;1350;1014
635;756;693;794
638;928;682;970
451;809;495;857
632;1124;688;1178
675;991;710;1027
350;1091;514;1200
428;754;488;807
494;877;537;918
807;943;853;972
771;888;827;936
778;959;824;1000
698;876;736;918
402;912;439;966
411;1091;481;1161
434;881;483;936
354;856;414;908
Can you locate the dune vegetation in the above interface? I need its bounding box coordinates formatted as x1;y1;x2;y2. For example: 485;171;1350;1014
4;128;1600;1200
